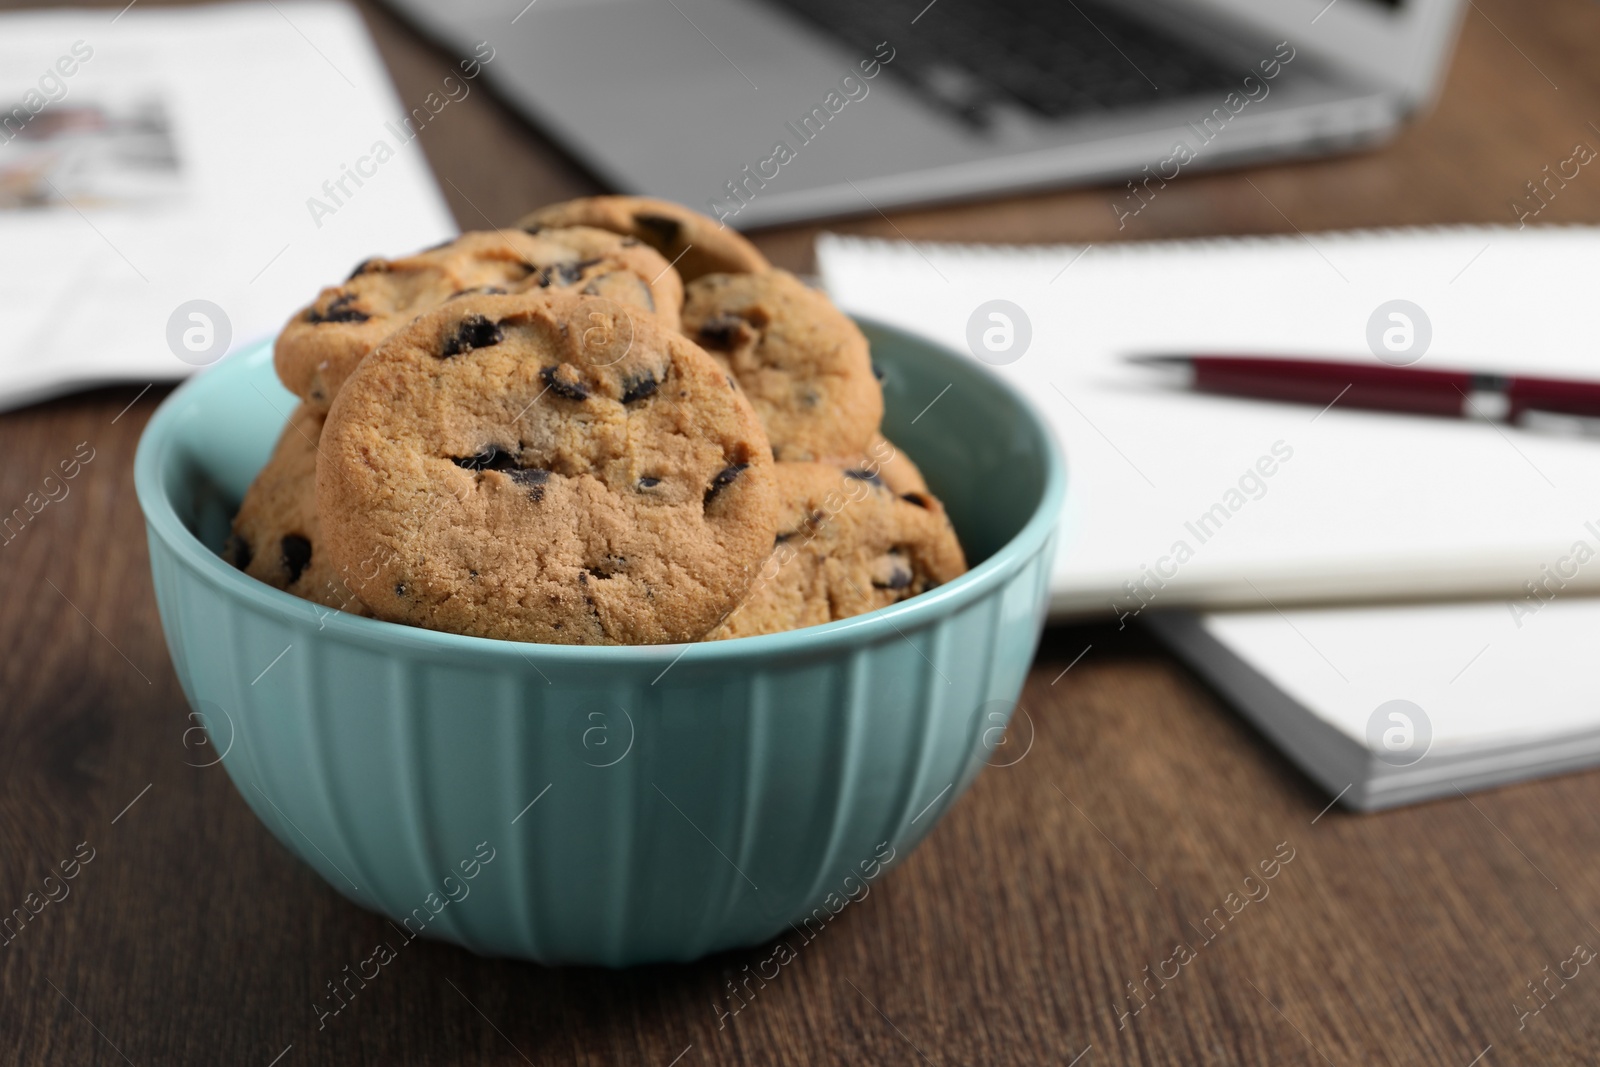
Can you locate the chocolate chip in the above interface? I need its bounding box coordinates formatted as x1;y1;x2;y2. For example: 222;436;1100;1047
307;292;369;324
703;463;748;507
871;550;915;591
507;467;550;501
872;362;886;382
582;558;624;582
455;448;549;499
844;469;884;487
901;492;934;510
621;371;658;404
521;222;545;234
281;534;312;585
540;365;589;401
394;582;407;597
534;258;602;288
874;565;913;591
347;257;386;281
637;476;660;489
452;445;519;471
632;212;681;249
439;314;504;357
697;313;748;350
225;534;252;571
447;285;507;301
533;262;578;288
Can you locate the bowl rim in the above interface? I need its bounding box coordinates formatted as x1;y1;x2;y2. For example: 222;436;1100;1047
134;317;1066;665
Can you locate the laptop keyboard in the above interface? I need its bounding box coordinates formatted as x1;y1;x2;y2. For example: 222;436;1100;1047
771;0;1247;123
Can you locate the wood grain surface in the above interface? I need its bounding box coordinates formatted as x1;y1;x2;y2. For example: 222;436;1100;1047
3;1;1600;1063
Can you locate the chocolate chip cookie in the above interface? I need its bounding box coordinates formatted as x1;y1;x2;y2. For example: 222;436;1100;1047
682;270;882;463
226;403;372;616
317;290;780;645
517;196;769;282
706;462;966;640
275;227;682;411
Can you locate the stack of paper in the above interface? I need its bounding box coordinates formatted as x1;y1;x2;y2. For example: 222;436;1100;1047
819;227;1600;808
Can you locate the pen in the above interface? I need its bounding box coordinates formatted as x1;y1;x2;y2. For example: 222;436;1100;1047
1128;355;1600;432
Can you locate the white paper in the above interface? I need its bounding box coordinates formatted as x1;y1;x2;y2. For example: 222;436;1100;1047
1202;598;1600;753
0;1;458;410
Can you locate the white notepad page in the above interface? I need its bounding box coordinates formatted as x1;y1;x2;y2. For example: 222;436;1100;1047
1205;599;1600;751
818;228;1600;619
1149;599;1600;810
0;2;457;410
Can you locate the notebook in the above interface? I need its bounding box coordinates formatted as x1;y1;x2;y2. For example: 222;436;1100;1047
0;2;456;411
817;227;1600;621
1147;599;1600;810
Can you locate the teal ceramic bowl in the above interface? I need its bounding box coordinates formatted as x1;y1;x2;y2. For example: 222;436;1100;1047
135;320;1064;967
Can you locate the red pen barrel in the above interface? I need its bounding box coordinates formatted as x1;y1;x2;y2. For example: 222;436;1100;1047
1508;376;1600;420
1190;357;1473;417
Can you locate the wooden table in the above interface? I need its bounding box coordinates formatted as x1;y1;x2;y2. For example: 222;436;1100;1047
5;1;1600;1063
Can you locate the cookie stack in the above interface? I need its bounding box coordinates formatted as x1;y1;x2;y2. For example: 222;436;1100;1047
228;197;966;645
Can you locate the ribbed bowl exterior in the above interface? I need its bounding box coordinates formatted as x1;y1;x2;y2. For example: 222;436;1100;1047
138;321;1065;966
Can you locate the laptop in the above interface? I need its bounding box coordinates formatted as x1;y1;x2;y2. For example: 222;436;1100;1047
380;0;1467;227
